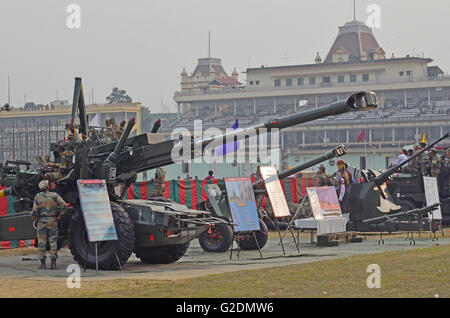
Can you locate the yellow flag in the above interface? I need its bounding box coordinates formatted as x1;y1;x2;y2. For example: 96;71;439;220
421;133;426;144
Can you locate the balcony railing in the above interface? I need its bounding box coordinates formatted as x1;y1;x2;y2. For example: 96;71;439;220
174;75;450;97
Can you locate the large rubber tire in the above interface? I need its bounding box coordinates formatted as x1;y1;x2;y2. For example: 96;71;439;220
198;224;233;253
238;219;269;250
135;242;190;264
68;202;135;270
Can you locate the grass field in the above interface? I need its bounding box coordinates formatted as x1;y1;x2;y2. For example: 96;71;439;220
0;244;448;298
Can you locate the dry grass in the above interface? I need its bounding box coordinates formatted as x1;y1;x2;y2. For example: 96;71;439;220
0;244;448;298
0;247;36;257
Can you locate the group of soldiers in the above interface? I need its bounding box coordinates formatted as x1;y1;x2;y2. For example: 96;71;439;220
403;143;450;189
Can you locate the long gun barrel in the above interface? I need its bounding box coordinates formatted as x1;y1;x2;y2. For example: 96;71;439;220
375;132;449;186
119;91;377;174
195;91;377;150
106;117;136;164
362;203;440;224
253;145;347;188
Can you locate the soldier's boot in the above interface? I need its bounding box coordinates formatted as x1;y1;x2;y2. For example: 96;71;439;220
50;258;57;270
38;259;46;270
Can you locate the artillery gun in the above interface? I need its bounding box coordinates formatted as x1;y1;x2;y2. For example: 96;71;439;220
0;78;377;269
346;133;449;233
197;145;348;252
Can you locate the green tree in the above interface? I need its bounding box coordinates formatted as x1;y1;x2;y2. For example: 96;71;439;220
106;87;133;104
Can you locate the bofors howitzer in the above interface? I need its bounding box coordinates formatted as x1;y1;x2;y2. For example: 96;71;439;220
0;77;377;270
197;145;348;253
346;133;449;233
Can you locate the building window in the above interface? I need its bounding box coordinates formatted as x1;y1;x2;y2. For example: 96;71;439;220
350;74;357;82
255;80;260;85
399;71;404;76
249;81;254;86
362;74;369;81
286;79;292;87
297;78;304;86
338;75;345;83
309;77;316;85
275;79;281;87
322;76;331;84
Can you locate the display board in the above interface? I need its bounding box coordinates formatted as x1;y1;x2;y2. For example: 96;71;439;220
306;186;342;220
77;180;118;242
423;176;442;220
224;177;260;232
259;166;290;218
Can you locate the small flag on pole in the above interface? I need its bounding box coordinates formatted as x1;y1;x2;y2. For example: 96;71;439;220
421;133;426;144
357;129;366;143
216;119;239;156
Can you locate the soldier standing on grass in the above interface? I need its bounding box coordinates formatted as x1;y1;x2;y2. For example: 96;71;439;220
32;180;67;270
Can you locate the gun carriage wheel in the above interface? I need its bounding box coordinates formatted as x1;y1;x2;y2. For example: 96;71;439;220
237;218;269;250
67;202;135;270
198;223;233;253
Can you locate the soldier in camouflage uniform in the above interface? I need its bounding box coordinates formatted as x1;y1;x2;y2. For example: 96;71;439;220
32;180;67;269
428;148;442;178
317;164;332;186
417;142;431;177
444;149;450;190
44;150;75;183
151;167;166;198
404;145;421;175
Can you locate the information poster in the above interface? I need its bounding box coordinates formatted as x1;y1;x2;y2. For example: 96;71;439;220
259;166;290;218
306;186;342;220
224;177;260;232
77;180;118;242
423;177;442;220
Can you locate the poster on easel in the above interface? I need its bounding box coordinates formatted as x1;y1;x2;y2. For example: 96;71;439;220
77;179;118;242
259;166;290;218
306;186;342;220
224;177;260;232
423;177;442;220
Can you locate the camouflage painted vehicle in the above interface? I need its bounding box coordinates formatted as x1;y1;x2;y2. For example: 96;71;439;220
0;78;377;269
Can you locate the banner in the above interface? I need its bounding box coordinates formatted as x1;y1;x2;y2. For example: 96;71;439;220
423;176;442;220
259;166;290;218
225;177;260;232
306;186;342;220
126;177;318;209
77;180;118;242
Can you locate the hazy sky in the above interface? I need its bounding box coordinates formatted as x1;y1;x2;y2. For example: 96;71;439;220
1;0;449;112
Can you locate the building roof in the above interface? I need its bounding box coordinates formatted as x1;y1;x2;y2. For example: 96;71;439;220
192;57;229;78
209;78;241;86
324;20;384;64
245;56;433;73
